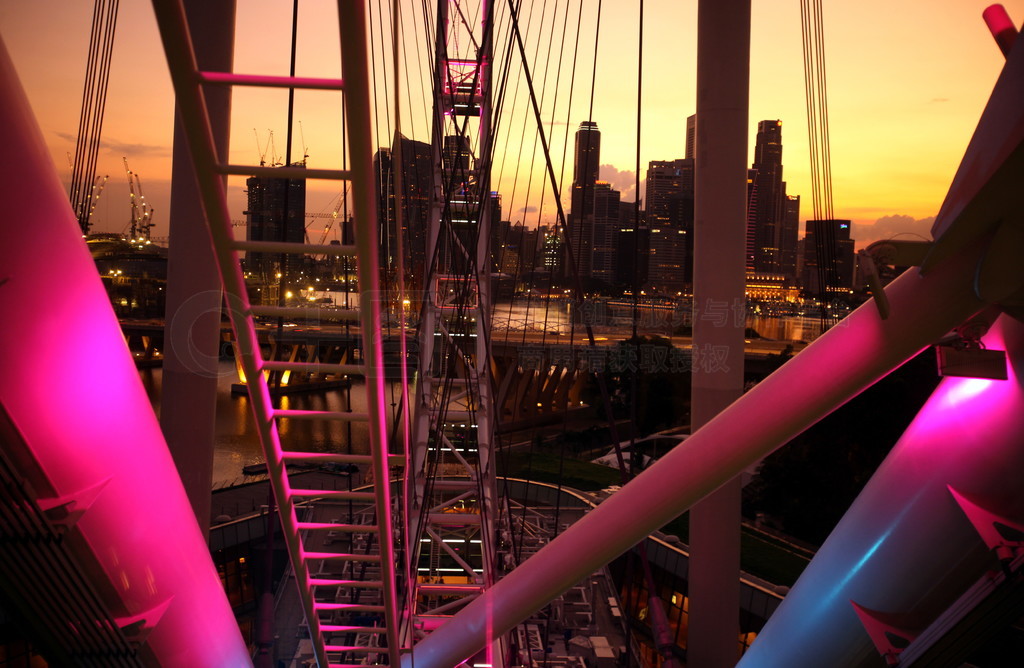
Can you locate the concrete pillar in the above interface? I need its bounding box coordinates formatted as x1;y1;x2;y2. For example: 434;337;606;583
689;1;750;666
160;0;235;538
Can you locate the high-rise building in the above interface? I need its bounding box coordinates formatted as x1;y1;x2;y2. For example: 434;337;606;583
779;194;801;281
573;121;600;193
751;120;785;274
685;114;696;160
645;159;695;292
541;229;563;275
646;159;694;227
569;121;601;279
243;163;306;281
647;226;690;294
801;219;856;295
590;181;620;284
745;168;758;273
374;135;433;286
615;203;649;289
443;133;473;176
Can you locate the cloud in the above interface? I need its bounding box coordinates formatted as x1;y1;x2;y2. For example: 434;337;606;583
101;138;172;157
930;97;949;103
519;205;538;213
852;214;935;248
55;132;171;157
599;164;645;203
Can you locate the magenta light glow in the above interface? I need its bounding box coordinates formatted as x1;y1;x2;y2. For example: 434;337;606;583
738;316;1024;667
0;36;249;666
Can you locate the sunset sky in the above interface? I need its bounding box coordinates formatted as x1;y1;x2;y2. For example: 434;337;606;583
1;0;1020;248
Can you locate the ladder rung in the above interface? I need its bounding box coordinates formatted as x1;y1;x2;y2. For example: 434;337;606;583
321;625;387;634
283;452;372;465
291;488;376;502
275;409;370;422
324;645;381;654
309;578;383;588
216;164;350;181
315;602;385;612
197;71;345;90
298;522;379;533
305;551;381;563
231;239;357;256
251;306;361;323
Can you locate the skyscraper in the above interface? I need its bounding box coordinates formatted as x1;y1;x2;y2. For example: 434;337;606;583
569;121;601;278
374;135;433;287
243;164;306;281
750;120;785;274
685;114;696;160
801;219;856;295
573;121;601;192
645;159;695;292
590;181;620;284
779;194;801;281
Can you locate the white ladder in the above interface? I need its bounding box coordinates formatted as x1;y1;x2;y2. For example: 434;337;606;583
150;2;401;666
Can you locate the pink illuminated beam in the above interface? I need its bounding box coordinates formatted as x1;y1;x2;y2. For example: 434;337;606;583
738;316;1024;667
0;35;249;666
983;4;1019;58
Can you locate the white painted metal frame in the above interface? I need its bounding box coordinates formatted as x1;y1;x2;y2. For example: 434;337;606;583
150;1;401;665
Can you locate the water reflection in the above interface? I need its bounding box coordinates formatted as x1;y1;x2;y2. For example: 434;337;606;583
139;362;394;485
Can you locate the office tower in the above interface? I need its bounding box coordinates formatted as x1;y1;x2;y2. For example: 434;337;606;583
615;201;649;288
590;181;620;284
243;163;306;281
751;120;785;274
646;159;695;227
645;159;695;292
573;121;601;192
745;168;758;273
443;133;474;175
685;114;697;160
801;219;856;295
569;121;601;278
542;229;563;275
779;194;801;281
374;135;433;286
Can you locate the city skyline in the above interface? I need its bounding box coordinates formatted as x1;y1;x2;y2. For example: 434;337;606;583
0;0;1018;248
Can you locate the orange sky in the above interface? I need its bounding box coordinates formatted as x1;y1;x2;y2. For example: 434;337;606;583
1;0;1020;248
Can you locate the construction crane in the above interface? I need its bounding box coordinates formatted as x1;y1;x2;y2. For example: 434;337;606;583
86;175;109;223
123;157;155;241
304;210;339;245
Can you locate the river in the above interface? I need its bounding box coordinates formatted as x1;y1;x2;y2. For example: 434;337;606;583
138;311;823;487
139;363;396;487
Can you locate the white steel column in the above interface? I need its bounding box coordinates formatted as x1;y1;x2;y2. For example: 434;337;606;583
160;0;234;537
689;1;750;666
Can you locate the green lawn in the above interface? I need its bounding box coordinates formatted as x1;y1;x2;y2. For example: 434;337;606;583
497;451;624;491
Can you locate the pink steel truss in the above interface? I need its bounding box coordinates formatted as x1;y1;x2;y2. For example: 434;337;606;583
0;33;249;666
